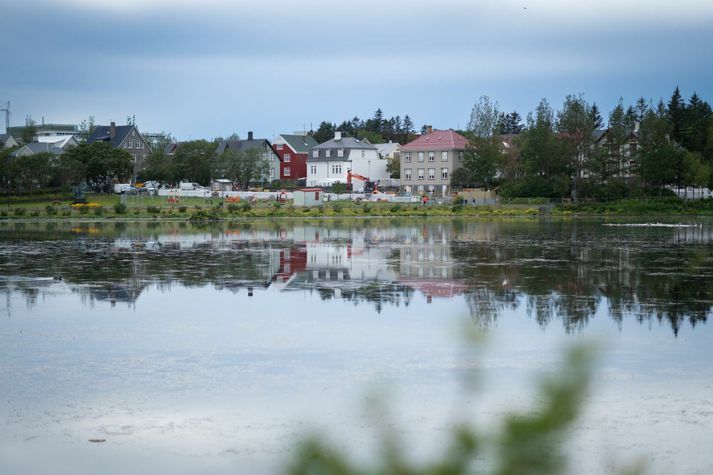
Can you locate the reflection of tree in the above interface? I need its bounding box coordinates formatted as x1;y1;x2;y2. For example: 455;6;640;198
1;220;713;335
453;221;713;335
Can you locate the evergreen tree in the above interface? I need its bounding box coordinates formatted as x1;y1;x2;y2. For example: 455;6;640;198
312;121;336;144
634;97;650;122
590;103;604;130
668;86;685;143
498;111;524;134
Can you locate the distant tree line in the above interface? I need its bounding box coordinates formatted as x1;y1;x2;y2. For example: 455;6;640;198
310;109;420;144
456;88;713;200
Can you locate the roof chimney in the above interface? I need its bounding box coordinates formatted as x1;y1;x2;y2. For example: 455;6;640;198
248;131;254;140
426;125;433;134
334;131;342;140
110;121;116;139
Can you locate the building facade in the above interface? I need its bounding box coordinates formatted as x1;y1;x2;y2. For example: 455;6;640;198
272;133;318;183
86;122;153;177
306;132;387;191
399;128;469;196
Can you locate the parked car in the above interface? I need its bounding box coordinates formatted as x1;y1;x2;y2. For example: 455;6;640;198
114;183;134;194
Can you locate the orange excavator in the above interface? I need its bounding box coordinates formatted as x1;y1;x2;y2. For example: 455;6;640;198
347;170;379;193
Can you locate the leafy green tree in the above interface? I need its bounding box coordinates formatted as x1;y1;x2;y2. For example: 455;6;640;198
463;133;502;190
215;148;270;189
141;149;175;184
386;155;400;179
15;152;53;194
52;152;87;188
468;95;500;138
173;140;216;186
557;94;598;201
63;142;133;191
521;99;569;181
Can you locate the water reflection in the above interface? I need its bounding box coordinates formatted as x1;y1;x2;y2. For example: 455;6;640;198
1;219;712;334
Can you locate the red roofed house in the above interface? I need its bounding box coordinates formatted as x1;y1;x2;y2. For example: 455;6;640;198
399;127;469;196
272;133;318;184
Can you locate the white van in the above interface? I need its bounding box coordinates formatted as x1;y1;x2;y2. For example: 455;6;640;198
114;183;133;194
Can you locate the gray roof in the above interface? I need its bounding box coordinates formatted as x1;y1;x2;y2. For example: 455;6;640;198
279;134;318;154
216;138;278;158
0;133;15;142
87;124;147;149
314;136;377;150
164;143;178;154
10;142;64;157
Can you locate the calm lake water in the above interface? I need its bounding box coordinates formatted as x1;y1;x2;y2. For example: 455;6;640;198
1;218;713;474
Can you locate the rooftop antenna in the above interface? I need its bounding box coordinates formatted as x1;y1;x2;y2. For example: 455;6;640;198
0;101;9;133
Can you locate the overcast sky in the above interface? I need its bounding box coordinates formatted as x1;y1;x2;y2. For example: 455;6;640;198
1;0;712;140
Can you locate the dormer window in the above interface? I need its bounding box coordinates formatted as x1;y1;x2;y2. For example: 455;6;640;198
337;149;344;157
312;150;319;158
326;149;331;158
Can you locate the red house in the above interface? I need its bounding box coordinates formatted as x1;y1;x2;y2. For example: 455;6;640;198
272;134;318;183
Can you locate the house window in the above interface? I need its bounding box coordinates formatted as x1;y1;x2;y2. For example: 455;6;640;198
331;164;342;174
276;144;283;150
441;151;448;162
428;151;435;162
361;150;365;158
326;150;331;158
441;168;448;180
132;154;137;162
428;168;435;180
270;167;275;177
310;165;317;174
405;168;412;181
127;141;132;148
417;152;425;162
284;153;291;162
313;150;319;158
417;168;425;180
131;130;136;137
458;151;464;162
284;167;291;177
337;149;344;157
404;152;412;163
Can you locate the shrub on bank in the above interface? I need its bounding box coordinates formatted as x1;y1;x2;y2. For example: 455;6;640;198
114;203;127;214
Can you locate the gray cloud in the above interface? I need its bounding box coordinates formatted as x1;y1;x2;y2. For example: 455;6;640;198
1;0;712;138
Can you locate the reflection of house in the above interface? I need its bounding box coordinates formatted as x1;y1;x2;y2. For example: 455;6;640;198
400;127;469;196
396;226;467;301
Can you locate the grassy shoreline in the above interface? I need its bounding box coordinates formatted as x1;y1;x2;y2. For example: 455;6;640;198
2;194;713;221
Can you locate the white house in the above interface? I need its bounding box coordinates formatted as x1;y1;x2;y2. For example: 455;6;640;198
306;132;388;191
